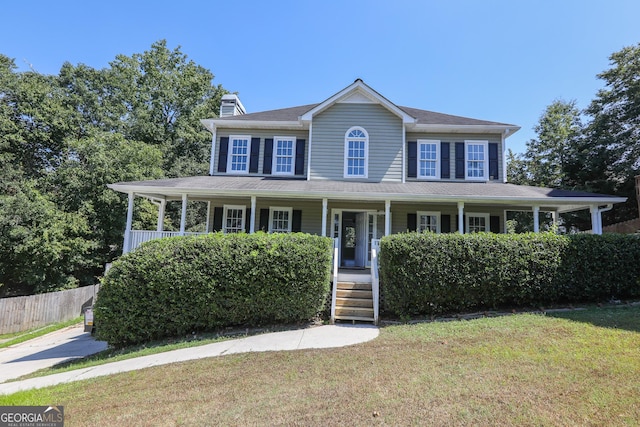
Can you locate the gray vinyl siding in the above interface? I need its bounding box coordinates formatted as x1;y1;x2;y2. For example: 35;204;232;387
310;103;403;182
213;129;309;176
204;198;504;234
406;133;503;182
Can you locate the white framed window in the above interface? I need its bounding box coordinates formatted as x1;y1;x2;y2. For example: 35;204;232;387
272;137;296;175
227;135;251;173
344;126;368;178
269;207;293;233
223;205;246;233
417;211;440;233
466;213;489;233
418;140;440;179
465;140;488;181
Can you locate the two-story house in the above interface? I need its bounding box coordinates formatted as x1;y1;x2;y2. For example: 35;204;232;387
110;79;624;258
108;80;625;322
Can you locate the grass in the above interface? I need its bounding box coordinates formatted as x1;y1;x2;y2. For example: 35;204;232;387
2;305;639;426
0;317;83;349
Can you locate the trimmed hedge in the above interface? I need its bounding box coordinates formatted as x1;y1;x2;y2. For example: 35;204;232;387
379;232;640;317
95;232;332;347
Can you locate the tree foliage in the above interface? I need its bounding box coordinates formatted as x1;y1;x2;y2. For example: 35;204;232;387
508;44;640;230
0;41;227;295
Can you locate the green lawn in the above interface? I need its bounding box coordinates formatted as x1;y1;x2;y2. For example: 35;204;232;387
2;306;639;426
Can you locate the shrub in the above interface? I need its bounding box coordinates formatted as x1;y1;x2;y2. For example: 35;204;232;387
95;232;332;347
379;232;640;318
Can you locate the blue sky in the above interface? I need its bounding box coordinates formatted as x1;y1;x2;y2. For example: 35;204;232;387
1;0;639;154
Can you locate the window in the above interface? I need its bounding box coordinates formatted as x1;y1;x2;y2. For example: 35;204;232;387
417;211;440;233
465;140;488;180
227;136;251;173
273;137;295;175
223;205;245;233
418;140;440;179
269;207;293;233
344;127;368;178
466;213;489;233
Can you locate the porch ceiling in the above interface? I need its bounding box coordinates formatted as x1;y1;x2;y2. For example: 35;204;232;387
108;176;626;213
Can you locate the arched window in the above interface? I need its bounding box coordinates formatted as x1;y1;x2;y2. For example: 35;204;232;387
344;126;368;178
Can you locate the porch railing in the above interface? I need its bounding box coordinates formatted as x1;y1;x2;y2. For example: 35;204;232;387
370;239;381;324
126;230;206;253
330;237;339;324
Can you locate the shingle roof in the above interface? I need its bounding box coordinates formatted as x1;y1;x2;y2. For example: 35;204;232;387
109;176;624;211
213;102;515;127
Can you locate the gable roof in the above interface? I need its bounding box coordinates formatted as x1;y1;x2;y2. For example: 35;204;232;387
202;80;519;135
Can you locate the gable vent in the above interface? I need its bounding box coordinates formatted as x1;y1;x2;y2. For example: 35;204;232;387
219;94;246;118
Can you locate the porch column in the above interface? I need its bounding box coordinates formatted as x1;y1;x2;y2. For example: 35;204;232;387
457;201;464;234
385;200;391;236
321;198;328;237
533;206;540;233
205;201;211;233
250;196;256;233
156;199;166;232
551;211;558;229
122;192;134;254
590;206;602;235
179;194;187;235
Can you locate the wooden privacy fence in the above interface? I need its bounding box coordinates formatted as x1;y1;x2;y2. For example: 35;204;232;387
0;284;99;334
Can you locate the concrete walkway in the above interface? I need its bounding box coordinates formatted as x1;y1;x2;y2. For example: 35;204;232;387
0;324;378;396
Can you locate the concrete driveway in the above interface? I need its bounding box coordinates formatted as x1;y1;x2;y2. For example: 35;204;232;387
0;324;108;383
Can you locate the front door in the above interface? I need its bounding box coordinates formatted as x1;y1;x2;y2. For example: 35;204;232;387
339;211;374;268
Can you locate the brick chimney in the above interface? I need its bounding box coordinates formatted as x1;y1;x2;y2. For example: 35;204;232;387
219;94;245;118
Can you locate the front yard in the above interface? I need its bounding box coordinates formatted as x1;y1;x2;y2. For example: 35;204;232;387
2;305;639;426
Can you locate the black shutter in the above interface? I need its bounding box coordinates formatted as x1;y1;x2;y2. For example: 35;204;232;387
441;142;450;179
212;207;223;232
292;210;302;232
489;143;499;180
263;138;273;174
259;208;269;232
455;142;465;179
490;215;500;233
249;138;260;173
295;139;305;175
441;214;451;233
245;208;251;233
408;141;417;178
407;213;417;232
217;137;229;173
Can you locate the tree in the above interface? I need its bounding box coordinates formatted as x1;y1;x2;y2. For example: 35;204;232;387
576;43;640;224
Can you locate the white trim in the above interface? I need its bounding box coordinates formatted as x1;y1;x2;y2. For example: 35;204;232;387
208;126;217;175
300;80;416;124
466;212;490;233
306;122;313;180
343;126;369;179
464;140;489;181
226;135;251;174
268;207;293;233
401;125;406;183
417;139;441;180
502;130;508;183
417;210;441;233
122;192;135;253
271;136;296;176
223;204;246;233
